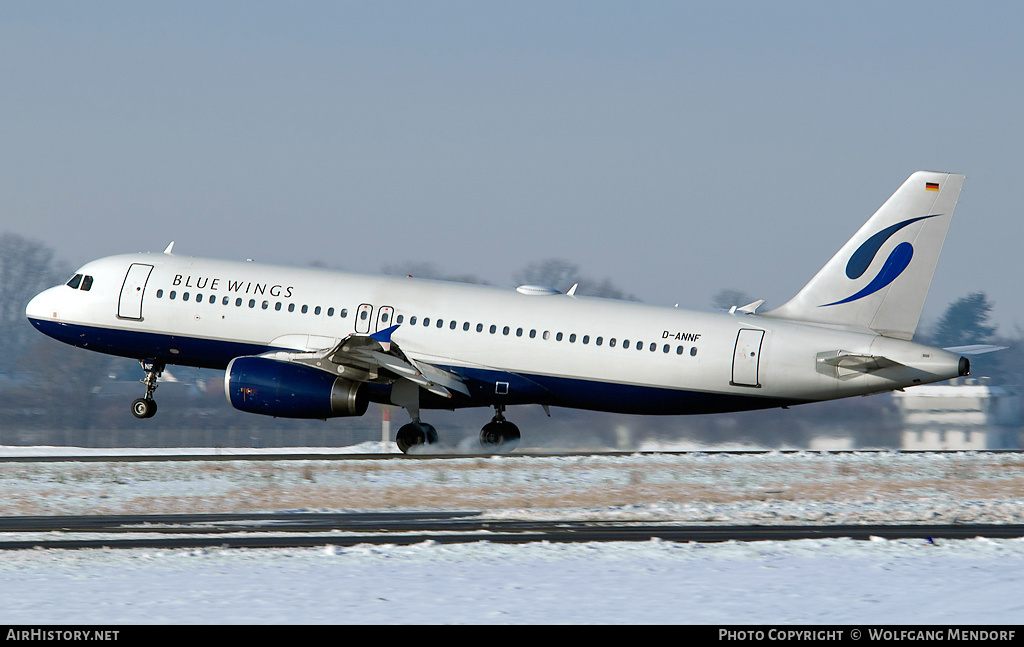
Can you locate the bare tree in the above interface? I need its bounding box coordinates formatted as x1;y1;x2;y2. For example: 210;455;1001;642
711;288;757;311
513;259;638;300
0;233;71;373
380;261;488;285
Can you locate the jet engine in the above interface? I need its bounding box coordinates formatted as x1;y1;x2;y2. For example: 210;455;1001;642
225;356;369;419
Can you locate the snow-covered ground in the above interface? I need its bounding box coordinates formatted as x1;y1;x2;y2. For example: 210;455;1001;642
1;446;1023;624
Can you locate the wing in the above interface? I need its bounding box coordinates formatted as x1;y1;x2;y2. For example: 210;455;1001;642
264;325;469;400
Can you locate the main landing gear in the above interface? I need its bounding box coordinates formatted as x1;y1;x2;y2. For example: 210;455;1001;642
395;405;521;455
479;405;521;452
131;360;164;419
395;419;438;454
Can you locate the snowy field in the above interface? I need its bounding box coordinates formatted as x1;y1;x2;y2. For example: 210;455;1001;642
1;446;1023;624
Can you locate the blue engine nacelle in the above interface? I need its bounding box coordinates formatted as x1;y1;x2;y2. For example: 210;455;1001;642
225;356;369;419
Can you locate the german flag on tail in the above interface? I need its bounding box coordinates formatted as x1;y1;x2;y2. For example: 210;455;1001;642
925;182;940;191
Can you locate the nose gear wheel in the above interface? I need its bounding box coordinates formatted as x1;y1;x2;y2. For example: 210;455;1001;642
131;360;164;419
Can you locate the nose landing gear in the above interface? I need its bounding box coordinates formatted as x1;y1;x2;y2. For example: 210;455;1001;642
131;360;164;419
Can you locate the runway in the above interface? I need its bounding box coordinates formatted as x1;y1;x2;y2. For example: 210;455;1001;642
2;511;1023;550
1;449;1020;463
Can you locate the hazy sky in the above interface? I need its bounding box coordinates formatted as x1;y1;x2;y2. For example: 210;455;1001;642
3;1;1022;333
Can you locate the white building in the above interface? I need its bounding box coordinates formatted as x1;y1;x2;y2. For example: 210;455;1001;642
892;378;1021;450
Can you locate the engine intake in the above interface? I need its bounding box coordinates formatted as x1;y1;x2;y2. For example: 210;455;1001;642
225;356;369;419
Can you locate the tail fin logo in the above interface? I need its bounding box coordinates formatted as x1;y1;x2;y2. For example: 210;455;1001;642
821;215;938;307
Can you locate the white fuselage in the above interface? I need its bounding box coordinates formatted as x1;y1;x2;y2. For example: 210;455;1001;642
26;252;966;417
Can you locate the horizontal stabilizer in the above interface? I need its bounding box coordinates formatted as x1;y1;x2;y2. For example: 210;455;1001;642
943;344;1007;355
816;350;902;377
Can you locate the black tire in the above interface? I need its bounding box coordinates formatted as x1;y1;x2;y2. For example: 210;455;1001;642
131;398;157;419
479;420;521;453
396;421;438;454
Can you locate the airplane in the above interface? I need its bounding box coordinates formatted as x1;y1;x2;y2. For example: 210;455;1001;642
26;171;979;454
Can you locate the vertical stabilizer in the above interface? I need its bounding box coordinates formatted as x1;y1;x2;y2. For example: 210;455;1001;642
764;171;965;340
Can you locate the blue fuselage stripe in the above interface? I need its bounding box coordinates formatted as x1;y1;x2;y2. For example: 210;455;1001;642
28;318;801;415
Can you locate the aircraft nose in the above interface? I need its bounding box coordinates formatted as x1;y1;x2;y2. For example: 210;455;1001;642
25;286;60;322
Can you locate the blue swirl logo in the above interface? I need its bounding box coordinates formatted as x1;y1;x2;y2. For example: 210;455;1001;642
822;215;936;307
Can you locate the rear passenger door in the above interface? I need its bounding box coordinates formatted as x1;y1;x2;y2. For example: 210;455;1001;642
731;329;764;388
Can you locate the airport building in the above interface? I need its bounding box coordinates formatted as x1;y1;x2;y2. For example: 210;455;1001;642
892;378;1021;450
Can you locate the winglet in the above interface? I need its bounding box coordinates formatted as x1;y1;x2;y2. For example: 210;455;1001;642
370;325;400;351
163;241;175;255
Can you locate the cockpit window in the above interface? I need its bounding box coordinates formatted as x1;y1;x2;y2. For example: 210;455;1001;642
65;273;94;291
